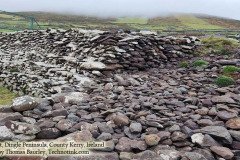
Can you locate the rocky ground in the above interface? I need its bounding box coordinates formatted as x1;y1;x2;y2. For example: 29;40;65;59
0;29;240;160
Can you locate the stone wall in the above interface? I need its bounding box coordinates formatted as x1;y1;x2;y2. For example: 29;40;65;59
0;29;198;97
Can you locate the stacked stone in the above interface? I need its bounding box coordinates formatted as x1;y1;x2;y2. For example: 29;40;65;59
0;29;198;97
1;29;240;159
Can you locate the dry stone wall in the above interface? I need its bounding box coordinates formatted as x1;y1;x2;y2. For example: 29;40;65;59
1;29;240;159
0;29;198;97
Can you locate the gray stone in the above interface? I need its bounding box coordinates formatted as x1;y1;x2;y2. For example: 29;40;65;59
226;118;240;129
168;124;181;132
5;121;40;135
97;132;112;141
144;134;161;146
0;126;15;140
133;150;158;160
37;128;62;139
157;150;180;160
113;114;130;127
211;95;236;104
195;126;232;144
210;146;234;159
184;152;207;160
55;119;74;131
0;112;23;126
12;134;36;141
229;130;240;141
11;96;39;112
217;111;237;120
115;137;147;152
129;122;142;133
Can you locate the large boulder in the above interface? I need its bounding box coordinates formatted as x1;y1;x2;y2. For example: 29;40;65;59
11;96;39;112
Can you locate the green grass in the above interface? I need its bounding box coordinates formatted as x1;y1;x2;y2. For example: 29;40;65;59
192;59;209;67
0;87;16;105
114;17;148;24
1;12;240;33
176;15;222;30
199;36;240;55
215;76;235;87
0;13;22;20
223;66;240;74
112;17;150;31
0;28;14;32
179;61;189;68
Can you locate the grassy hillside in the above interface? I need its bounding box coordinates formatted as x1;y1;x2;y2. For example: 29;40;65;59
1;11;240;33
0;87;16;105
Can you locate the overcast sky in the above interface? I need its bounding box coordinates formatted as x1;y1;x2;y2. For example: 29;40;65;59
1;0;240;20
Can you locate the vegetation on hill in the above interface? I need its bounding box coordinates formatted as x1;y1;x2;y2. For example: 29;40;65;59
0;87;16;105
1;12;240;33
198;36;240;55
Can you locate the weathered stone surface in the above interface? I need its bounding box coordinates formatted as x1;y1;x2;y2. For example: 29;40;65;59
115;137;147;152
36;119;56;129
132;150;157;160
0;126;15;140
144;134;161;146
11;96;39;112
64;92;90;104
36;128;62;139
171;131;187;142
48;152;119;160
97;132;112;141
210;146;234;159
229;130;240;141
191;133;204;144
226;118;240;129
194;149;215;160
195;126;232;144
217;111;237;120
5;121;40;135
12;134;36;141
232;141;240;150
55;119;74;131
56;130;93;142
112;114;129;127
129;122;142;133
0;112;23;126
211;95;236;104
0;29;239;159
157;149;180;160
183;152;207;160
119;152;133;160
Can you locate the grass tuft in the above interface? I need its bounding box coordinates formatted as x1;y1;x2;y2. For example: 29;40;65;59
179;61;189;68
223;66;240;74
215;75;235;87
0;87;16;105
200;36;239;55
192;59;209;67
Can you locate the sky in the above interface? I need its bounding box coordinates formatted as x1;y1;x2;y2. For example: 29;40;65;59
0;0;240;20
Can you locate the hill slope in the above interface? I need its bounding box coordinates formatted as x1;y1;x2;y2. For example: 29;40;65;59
0;11;240;33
